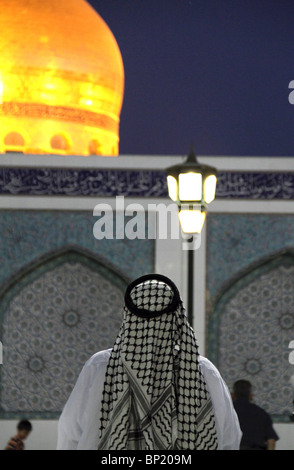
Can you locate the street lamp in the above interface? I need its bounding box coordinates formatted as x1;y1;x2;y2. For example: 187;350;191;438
166;147;217;233
166;148;217;326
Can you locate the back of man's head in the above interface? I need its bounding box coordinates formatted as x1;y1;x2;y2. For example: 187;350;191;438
233;380;252;400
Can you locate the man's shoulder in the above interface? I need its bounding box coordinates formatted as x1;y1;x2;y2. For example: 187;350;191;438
84;349;112;368
235;400;270;417
199;355;222;377
248;401;270;416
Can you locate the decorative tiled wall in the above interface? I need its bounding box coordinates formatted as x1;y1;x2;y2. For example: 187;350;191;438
0;167;294;199
206;214;294;301
207;214;294;421
0;210;154;290
0;210;154;418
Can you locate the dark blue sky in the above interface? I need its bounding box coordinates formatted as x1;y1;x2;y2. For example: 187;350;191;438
88;0;294;157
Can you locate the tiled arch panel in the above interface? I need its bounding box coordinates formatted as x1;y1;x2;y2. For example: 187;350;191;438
208;253;294;421
0;249;129;418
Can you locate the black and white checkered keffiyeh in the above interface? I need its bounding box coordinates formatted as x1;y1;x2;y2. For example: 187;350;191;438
97;274;218;450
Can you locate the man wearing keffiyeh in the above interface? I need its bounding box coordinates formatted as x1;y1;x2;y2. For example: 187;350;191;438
98;273;218;450
57;274;242;450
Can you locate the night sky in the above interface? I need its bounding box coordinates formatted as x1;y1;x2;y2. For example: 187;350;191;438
88;0;294;157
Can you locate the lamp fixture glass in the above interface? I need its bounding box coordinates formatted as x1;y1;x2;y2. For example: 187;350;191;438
204;174;217;204
179;208;206;234
166;147;217;233
167;175;177;202
178;172;202;201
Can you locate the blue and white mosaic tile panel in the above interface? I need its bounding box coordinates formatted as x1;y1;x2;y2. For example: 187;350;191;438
0;210;154;418
206;214;294;302
0;210;154;290
1;255;127;418
208;249;294;420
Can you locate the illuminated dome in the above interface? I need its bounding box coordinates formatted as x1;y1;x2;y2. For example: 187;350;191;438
0;0;124;156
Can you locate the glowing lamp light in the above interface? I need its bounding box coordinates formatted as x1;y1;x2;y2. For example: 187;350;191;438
204;174;217;204
179;172;202;201
167;175;177;202
179;207;206;234
166;148;217;233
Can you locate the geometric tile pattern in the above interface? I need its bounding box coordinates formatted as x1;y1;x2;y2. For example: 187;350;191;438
0;253;128;418
208;255;294;421
206;214;294;301
0;210;154;293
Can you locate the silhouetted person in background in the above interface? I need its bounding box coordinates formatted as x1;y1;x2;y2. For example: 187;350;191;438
4;420;32;450
232;380;279;450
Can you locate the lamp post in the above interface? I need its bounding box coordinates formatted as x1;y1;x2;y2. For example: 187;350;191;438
166;148;217;326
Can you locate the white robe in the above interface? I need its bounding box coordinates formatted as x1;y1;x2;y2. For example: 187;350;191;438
57;349;242;450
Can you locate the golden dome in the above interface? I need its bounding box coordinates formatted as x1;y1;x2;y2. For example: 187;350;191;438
0;0;124;155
